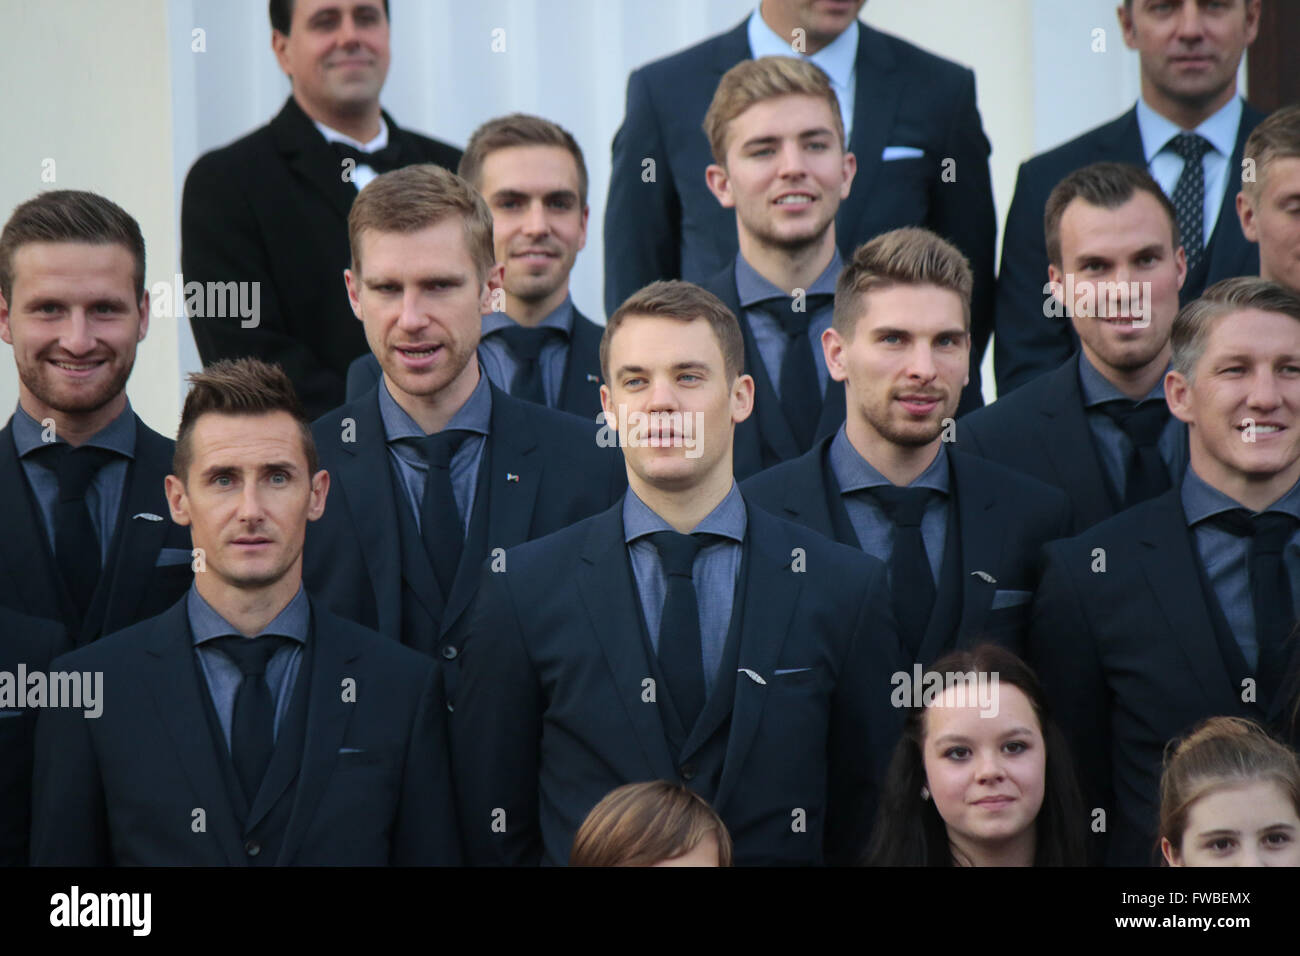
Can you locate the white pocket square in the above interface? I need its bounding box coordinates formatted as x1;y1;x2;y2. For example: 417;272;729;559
881;145;925;161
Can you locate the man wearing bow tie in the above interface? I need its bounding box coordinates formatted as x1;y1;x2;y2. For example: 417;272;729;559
181;0;461;418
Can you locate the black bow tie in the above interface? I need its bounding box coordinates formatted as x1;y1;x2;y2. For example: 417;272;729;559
331;139;404;176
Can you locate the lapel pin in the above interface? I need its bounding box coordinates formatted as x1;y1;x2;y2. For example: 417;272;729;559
505;472;520;482
971;570;996;583
133;512;165;522
738;667;767;686
585;373;600;383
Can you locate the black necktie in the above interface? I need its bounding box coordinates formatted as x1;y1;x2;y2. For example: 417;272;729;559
649;531;707;730
417;430;470;597
208;634;291;804
495;325;561;406
758;295;833;451
38;443;117;618
1208;509;1299;706
1098;400;1172;508
869;486;937;657
1168;132;1213;273
331;139;404;177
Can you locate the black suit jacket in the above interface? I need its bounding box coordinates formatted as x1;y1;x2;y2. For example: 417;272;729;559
182;97;462;418
303;382;625;680
343;308;607;421
994;102;1265;393
0;414;193;646
604;18;996;407
451;497;905;867
957;356;1187;534
743;439;1071;663
1027;490;1296;866
30;595;459;865
0;608;67;865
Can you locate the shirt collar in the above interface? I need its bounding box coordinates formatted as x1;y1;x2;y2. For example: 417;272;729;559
1135;95;1242;164
1077;352;1169;408
481;294;575;337
313;115;390;153
623;482;748;545
735;248;844;309
1183;465;1300;527
378;364;493;444
13;400;137;460
829;423;950;495
746;6;858;90
187;581;310;645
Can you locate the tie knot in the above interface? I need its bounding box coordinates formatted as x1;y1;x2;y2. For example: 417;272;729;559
1208;509;1299;551
495;323;561;361
1099;400;1170;446
649;530;705;577
1168;131;1212;162
758;296;825;338
416;429;470;469
38;443;117;500
208;635;290;677
869;485;932;527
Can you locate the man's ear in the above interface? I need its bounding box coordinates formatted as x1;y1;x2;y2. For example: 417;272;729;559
307;469;330;522
705;163;734;208
344;269;364;321
822;326;849;383
164;474;192;527
600;383;617;430
0;290;12;346
730;372;756;425
1047;263;1067;311
1117;3;1137;49
1165;368;1195;425
271;29;292;76
1237;190;1259;243
137;289;151;341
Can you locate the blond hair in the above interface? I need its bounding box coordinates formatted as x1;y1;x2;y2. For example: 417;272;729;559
1243;104;1300;200
1171;276;1300;381
570;781;733;867
703;56;844;166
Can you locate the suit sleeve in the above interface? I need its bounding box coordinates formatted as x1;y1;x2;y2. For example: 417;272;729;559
451;566;544;865
825;559;906;866
181;154;343;415
992;163;1076;393
392;661;462;865
1026;541;1111;861
30;656;109;865
603;67;681;316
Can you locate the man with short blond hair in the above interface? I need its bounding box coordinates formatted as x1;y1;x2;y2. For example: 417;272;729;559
1238;104;1300;297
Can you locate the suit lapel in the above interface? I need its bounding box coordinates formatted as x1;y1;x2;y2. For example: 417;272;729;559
778;437;841;543
1037;360;1114;529
575;504;679;782
737;306;801;462
0;422;61;622
558;310;604;419
143;601;246;865
270;97;357;225
836;27;902;243
1097;107;1147;166
946;452;1001;650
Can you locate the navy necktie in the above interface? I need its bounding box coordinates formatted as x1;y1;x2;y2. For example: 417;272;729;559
495;324;561;406
38;443;117;618
869;486;937;657
416;430;470;597
208;634;291;804
1098;400;1172;508
758;294;832;451
649;530;707;730
1168;132;1213;273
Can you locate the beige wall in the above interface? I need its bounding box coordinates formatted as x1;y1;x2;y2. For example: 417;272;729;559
0;0;180;437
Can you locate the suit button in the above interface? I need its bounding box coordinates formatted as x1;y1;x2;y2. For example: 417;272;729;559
680;764;696;781
441;646;458;660
244;840;261;857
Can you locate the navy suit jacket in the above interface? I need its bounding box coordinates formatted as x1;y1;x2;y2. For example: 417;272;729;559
743;438;1072;664
1027;490;1299;866
304;381;625;681
957;356;1187;535
451;496;905;867
344;308;607;422
0;608;67;865
0;413;193;647
994;102;1265;393
182;96;463;419
30;595;459;865
604;18;996;403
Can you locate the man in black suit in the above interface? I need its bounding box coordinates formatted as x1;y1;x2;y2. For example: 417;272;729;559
745;228;1070;665
0;608;66;866
182;0;461;418
605;0;996;415
346;114;606;421
305;165;624;696
1028;277;1300;866
31;358;459;866
452;280;904;867
995;0;1263;393
1237;105;1300;298
961;163;1190;533
0;190;193;646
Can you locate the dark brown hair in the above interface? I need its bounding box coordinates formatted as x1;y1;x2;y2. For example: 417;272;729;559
602;280;745;383
833;227;973;336
570;781;734;867
0;190;145;303
174;358;318;480
269;0;388;34
458;113;588;207
1043;162;1180;268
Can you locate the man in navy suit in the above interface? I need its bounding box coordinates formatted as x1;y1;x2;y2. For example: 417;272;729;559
995;0;1263;392
0;190;192;646
605;0;996;413
745;228;1070;665
305;165;624;696
1028;277;1300;866
961;163;1190;534
1237;105;1300;298
452;280;904;867
31;358;458;865
182;0;462;418
346;114;606;421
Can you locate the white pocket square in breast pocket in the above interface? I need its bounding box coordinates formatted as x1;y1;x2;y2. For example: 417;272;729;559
990;588;1033;610
881;145;925;161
